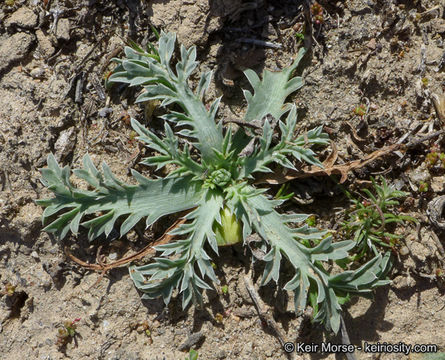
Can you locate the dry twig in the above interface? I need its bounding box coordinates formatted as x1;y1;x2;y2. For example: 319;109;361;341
255;143;399;185
64;217;188;286
255;126;445;186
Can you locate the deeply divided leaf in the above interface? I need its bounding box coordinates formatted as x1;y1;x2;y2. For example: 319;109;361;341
37;31;392;335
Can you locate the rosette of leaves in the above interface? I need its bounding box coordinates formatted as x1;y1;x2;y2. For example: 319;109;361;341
37;32;391;333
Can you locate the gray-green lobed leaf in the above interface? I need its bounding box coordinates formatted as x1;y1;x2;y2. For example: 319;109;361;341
37;31;392;334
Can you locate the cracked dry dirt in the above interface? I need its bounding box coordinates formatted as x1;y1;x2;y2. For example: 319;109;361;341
1;1;445;359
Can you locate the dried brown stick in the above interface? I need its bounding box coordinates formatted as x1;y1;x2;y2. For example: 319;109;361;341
432;93;445;125
302;0;313;50
65;217;188;275
255;129;445;186
404;130;444;148
255;143;400;185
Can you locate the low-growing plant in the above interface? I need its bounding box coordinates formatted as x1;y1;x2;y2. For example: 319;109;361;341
342;177;415;260
37;32;391;333
353;104;367;118
56;318;80;348
311;2;324;25
220;285;229;295
185;349;198;360
1;282;16;296
419;180;429;193
425;146;445;169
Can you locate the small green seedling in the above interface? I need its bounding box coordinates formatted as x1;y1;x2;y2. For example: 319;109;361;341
295;32;305;41
214;312;224;323
274;183;294;201
353;104;367;117
342;177;415;260
419;181;429;193
185;349;198;360
305;215;317;227
130;320;152;342
1;282;16;296
425;147;445;169
56;318;80;348
426;151;439;167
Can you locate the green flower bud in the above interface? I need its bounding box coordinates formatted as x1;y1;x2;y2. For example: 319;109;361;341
210;168;232;187
204;168;232;189
213;207;243;246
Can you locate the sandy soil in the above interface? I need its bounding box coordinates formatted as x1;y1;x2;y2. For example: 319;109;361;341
1;1;445;359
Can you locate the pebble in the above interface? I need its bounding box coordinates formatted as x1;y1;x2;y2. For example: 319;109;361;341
5;7;38;29
55;19;71;41
399;246;409;256
30;67;45;79
236;277;253;305
0;33;35;73
410;242;428;262
102;320;110;331
98;107;113;117
36;29;56;58
366;38;376;50
54;127;76;161
430;176;445;193
216;349;227;359
408;164;431;191
178;331;204;351
392;275;415;290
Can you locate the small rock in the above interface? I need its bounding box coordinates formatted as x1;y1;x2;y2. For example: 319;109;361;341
392;275;415;290
237;277;253;305
232;307;255;318
54;127;76;161
399;246;409;256
430;18;445;36
5;7;38;29
408;164;431;190
42;262;62;288
241;341;253;355
30;67;45;79
31;251;39;260
98;107;113;117
36;29;56;58
216;349;227;359
102;320;110;331
430;176;445;193
366;38;376;50
0;33;35;73
20;246;32;255
55;18;71;41
264;348;274;357
427;196;445;230
410;242;428;262
178;331;204;351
